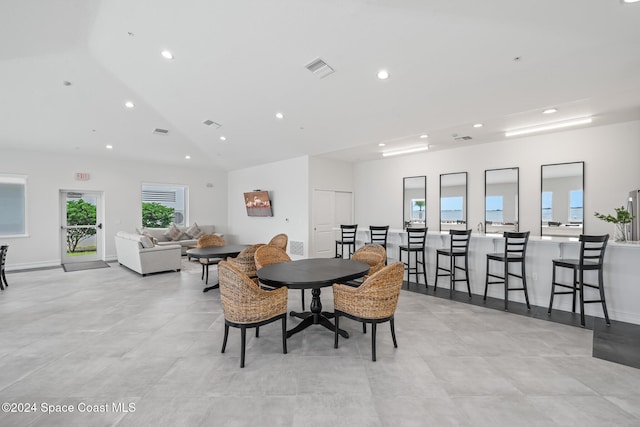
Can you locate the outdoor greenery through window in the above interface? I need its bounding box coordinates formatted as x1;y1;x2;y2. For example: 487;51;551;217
0;175;27;236
141;184;187;227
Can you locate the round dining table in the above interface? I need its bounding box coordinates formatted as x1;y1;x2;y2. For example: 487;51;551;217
257;258;369;338
186;245;248;292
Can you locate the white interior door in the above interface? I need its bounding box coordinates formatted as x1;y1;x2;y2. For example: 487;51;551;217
60;190;103;263
311;190;353;258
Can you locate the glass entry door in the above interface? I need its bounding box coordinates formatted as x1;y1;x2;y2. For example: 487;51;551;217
60;191;103;263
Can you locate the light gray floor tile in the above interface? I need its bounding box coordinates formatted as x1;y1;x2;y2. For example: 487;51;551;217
0;260;638;426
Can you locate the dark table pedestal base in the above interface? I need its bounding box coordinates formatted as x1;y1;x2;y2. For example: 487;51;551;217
286;288;349;339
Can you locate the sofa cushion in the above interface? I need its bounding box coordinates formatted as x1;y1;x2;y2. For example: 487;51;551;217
185;222;204;239
164;223;184;241
139;235;154;248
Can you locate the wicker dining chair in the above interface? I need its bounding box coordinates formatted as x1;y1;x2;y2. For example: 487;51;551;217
256;240;306;310
226;243;265;283
344;244;386;287
332;262;404;361
268;233;288;251
197;234;226;284
218;261;288;368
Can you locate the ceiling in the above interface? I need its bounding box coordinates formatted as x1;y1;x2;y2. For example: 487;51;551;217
1;0;640;170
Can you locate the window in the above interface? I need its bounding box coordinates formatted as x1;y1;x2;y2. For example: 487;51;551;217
485;196;504;223
441;196;463;221
141;183;187;227
569;189;583;223
0;175;27;236
542;191;553;222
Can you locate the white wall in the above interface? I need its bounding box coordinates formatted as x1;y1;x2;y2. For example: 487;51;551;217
354;120;640;236
227;156;310;258
2;149;227;269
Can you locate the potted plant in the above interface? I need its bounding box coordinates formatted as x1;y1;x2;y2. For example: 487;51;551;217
594;206;636;242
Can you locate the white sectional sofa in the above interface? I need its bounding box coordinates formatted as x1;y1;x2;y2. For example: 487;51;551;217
114;231;182;275
140;224;217;255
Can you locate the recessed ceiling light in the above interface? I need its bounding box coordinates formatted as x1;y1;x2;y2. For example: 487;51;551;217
473;123;483;128
543;108;557;114
125;101;135;108
185;155;191;160
377;70;390;80
623;0;640;4
378;143;386;147
420;134;429;139
275;112;284;119
161;50;174;60
105;145;113;150
505;117;593;137
220;136;227;141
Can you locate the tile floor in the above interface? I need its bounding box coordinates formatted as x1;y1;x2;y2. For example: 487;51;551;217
0;260;639;426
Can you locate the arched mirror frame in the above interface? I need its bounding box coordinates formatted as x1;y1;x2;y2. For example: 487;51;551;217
484;167;519;233
403;176;426;228
439;172;468;232
540;161;585;237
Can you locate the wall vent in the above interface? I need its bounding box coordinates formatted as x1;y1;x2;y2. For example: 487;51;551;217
202;120;221;128
305;58;335;79
290;241;304;256
153;128;169;135
454;135;472;141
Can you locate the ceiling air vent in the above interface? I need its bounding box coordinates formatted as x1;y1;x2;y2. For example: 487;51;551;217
305;58;335;79
202;120;221;128
153;128;169;135
454;136;472;142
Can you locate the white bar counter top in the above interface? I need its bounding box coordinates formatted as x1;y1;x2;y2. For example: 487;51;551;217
355;228;640;325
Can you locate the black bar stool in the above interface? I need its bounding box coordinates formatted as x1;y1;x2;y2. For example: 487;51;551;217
369;225;389;264
484;231;530;311
398;227;427;288
548;234;610;327
435;229;472;298
335;224;358;259
0;245;8;290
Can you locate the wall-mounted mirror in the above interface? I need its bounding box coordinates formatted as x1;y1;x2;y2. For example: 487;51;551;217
403;176;426;228
485;167;519;233
541;161;584;237
440;172;467;231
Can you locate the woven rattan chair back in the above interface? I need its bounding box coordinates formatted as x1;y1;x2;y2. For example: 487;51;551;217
268;233;288;251
254;245;291;270
353;245;386;277
333;262;404;320
197;234;226;248
226;243;265;279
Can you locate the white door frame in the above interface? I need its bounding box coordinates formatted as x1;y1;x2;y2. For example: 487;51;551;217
60;190;104;263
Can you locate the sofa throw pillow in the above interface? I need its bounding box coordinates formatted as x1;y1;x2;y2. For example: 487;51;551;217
139;235;154;248
163;223;183;241
143;232;158;246
185;222;203;239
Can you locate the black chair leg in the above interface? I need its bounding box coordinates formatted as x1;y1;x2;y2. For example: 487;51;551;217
201;264;205;280
334;314;340;349
421;252;428;289
548;264;556;314
221;324;229;353
301;289;305;310
449;255;455;299
598;269;611;326
390;318;397;348
256;326;260;338
483;257;490;300
579;272;586;328
205;265;209;284
282;316;288;353
465;255;471;297
434;254;440;291
572;269;577;313
522;261;531;309
240;326;246;368
371;322;377;362
504;260;509;311
362;322;367;334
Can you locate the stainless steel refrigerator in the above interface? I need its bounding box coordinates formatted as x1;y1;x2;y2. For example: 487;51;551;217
630;190;640;241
